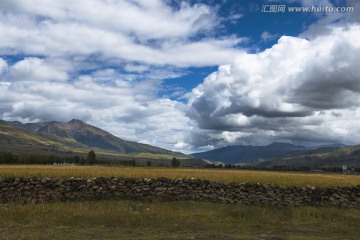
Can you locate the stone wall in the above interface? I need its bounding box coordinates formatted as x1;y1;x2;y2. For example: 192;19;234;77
1;177;360;207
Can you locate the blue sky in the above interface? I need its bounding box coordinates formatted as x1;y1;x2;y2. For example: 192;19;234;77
162;0;347;98
0;0;360;153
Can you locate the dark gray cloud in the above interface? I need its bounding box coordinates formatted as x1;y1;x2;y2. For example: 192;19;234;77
299;0;360;38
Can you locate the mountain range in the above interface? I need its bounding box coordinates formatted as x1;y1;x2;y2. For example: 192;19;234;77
1;118;360;168
7;119;186;156
192;142;348;166
0;119;201;166
257;145;360;169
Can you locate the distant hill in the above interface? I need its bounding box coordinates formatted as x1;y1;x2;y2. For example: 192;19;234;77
1;119;187;158
192;142;341;165
257;144;360;168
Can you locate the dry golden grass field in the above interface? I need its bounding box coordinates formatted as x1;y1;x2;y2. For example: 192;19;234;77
1;164;360;187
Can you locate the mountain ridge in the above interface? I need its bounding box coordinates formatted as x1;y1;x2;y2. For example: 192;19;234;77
257;144;360;168
4;119;187;158
192;142;343;165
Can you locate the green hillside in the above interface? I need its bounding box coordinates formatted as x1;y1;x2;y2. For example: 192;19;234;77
257;144;360;168
8;119;188;157
0;120;87;153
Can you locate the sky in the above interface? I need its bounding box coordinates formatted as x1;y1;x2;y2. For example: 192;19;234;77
0;0;360;153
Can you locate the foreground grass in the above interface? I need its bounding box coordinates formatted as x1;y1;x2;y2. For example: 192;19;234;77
1;165;360;187
0;200;359;240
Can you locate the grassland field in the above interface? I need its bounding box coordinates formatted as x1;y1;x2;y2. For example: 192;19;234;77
1;165;360;239
1;200;360;240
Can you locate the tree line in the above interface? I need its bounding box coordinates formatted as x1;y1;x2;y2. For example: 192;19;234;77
0;151;182;168
0;150;129;166
0;151;91;165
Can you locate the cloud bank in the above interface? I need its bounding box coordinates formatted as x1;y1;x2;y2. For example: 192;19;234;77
0;0;242;68
187;25;360;148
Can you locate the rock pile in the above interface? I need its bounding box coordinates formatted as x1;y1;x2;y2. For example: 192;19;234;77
1;177;359;207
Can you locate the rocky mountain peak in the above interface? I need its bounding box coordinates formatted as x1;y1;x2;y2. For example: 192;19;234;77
68;119;84;124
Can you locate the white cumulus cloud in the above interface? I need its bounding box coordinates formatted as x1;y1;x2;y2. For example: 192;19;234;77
0;58;8;77
0;0;243;68
8;58;70;82
187;25;360;148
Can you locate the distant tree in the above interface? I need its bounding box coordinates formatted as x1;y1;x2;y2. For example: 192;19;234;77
171;157;180;167
80;157;87;165
206;163;216;168
73;155;80;164
130;159;136;167
146;160;152;167
225;164;234;169
87;150;96;165
5;152;14;164
0;152;13;164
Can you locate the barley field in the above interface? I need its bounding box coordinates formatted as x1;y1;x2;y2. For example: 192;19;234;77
1;165;360;187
